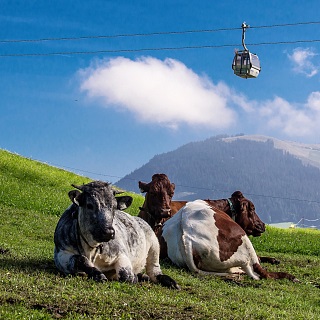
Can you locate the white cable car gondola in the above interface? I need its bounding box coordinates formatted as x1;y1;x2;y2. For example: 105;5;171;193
232;22;261;79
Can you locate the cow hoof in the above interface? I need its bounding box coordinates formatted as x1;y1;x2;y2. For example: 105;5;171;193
118;268;137;283
156;274;181;290
259;257;281;265
93;273;108;282
271;259;281;265
137;273;150;282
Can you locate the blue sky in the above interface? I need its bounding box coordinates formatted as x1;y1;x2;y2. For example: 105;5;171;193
2;1;320;183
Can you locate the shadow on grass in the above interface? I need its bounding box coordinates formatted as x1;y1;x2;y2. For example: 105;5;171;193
0;247;57;275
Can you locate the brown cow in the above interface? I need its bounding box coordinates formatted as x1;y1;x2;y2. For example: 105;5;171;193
171;191;266;237
139;174;279;265
138;173;175;229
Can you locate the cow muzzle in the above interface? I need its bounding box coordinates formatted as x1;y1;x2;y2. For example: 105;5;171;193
252;222;266;237
158;208;171;219
105;226;115;241
96;226;115;242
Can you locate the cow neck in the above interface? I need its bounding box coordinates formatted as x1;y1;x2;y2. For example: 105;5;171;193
140;205;159;229
227;198;237;221
139;197;160;229
76;218;103;259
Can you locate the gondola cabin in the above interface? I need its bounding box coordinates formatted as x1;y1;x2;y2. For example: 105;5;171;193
232;50;261;79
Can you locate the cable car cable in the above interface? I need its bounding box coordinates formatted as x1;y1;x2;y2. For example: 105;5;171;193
1;20;320;44
2;38;320;58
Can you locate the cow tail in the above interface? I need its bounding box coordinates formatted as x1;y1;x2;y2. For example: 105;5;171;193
181;233;223;276
178;209;206;274
180;225;241;278
180;233;201;273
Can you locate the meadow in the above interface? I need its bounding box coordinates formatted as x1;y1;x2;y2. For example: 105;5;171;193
0;149;320;319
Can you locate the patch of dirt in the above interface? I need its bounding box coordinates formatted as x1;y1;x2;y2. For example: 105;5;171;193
31;303;94;319
31;304;67;319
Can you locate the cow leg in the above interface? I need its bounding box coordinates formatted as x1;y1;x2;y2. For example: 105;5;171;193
137;273;150;282
145;245;180;290
114;255;137;283
55;250;106;281
69;255;107;282
156;274;181;290
252;263;299;282
241;264;261;280
266;271;299;282
259;256;280;265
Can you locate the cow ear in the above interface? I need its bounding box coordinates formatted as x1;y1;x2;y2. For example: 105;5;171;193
139;181;149;193
68;190;82;206
172;183;176;191
240;200;248;213
116;196;133;210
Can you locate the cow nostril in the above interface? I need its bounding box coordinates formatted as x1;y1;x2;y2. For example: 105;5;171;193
160;208;171;218
103;227;115;241
108;227;115;236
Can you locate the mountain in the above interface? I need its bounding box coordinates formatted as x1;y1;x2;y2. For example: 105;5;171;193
115;135;320;225
223;135;320;170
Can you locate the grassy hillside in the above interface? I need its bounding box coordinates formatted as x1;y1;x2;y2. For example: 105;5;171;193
0;149;320;319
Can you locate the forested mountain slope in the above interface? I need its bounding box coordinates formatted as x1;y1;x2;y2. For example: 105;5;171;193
116;135;320;224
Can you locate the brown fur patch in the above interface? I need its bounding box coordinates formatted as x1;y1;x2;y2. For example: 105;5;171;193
192;248;202;269
253;263;298;281
253;263;269;279
214;210;245;262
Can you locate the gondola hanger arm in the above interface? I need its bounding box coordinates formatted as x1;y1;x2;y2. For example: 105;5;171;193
242;22;249;51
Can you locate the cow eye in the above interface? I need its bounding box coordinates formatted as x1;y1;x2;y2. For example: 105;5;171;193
86;203;94;210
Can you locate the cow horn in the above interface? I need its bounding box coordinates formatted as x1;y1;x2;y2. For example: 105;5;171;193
112;187;125;195
71;184;83;191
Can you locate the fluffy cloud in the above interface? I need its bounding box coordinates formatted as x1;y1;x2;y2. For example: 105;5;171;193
79;56;320;140
79;56;236;129
257;93;320;137
287;48;319;77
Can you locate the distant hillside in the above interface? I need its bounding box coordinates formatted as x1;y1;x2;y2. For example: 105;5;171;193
223;135;320;170
115;135;320;225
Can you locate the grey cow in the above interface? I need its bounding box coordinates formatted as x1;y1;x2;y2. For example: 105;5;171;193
54;181;179;289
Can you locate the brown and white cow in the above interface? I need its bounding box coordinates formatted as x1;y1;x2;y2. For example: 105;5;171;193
171;190;266;237
139;175;265;255
139;174;280;265
162;200;298;281
139;176;265;238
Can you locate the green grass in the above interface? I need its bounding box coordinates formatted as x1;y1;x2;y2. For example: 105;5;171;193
1;149;320;319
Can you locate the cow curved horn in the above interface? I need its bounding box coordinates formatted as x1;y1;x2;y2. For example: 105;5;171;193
71;184;83;191
112;187;125;195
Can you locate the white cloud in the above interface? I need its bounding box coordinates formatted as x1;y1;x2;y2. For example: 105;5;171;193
287;48;319;77
78;56;320;140
256;93;320;137
79;56;236;129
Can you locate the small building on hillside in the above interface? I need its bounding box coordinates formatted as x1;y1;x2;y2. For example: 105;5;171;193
268;222;296;229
